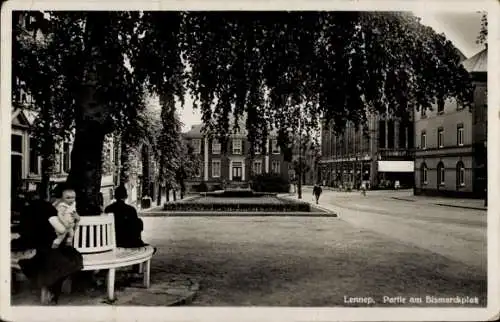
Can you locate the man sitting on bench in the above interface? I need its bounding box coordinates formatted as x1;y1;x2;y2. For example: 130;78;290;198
104;185;146;248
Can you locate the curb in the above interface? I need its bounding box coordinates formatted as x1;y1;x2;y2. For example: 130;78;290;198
111;276;200;306
391;197;416;202
279;194;339;217
434;203;487;212
140;211;338;217
391;197;486;211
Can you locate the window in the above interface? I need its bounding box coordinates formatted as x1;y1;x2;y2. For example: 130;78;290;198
420;108;427;118
271;139;280;154
254;144;261;155
11;134;23;153
420;131;426;150
195;164;202;177
420;163;428;185
437;98;444;114
63;142;71;173
378;120;386;148
29;138;39;174
253;160;262;175
456;161;465;187
457;124;464;146
437;162;445;186
212;160;221;178
437;128;444;148
192;139;201;154
387;120;394;149
212;139;221;155
232;139;242;154
272;160;280;174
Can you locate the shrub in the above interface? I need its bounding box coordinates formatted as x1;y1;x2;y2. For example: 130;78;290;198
211;184;223;191
251;173;290;193
196;181;208;192
164;201;310;212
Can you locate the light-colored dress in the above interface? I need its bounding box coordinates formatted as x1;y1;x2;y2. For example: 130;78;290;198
49;201;80;247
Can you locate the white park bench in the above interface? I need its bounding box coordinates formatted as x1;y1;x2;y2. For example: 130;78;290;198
11;213;155;303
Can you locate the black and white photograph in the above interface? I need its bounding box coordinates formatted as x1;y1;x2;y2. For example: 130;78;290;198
1;0;499;321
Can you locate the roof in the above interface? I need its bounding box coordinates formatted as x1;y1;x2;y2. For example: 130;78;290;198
183;124;204;138
182;113;278;138
11;108;37;127
462;48;487;73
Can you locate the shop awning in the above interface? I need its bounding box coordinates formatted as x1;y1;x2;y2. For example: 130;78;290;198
378;161;414;172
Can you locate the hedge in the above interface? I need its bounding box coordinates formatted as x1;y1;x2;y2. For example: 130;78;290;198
251;173;290;193
164;202;310;212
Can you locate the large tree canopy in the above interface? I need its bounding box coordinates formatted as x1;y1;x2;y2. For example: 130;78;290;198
13;11;474;213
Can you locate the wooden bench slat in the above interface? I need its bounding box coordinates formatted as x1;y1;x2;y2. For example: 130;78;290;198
81;225;87;248
89;225;95;249
96;225;102;247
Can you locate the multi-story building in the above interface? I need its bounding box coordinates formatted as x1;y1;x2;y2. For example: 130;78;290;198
414;48;487;198
181;120;290;191
319;113;415;189
11;108;120;205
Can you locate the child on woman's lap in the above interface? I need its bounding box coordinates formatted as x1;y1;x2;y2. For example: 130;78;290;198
50;189;80;248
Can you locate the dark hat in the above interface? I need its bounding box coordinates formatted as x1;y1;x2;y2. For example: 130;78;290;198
115;185;128;199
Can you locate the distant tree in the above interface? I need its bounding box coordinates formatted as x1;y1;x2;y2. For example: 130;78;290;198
477;12;487;46
175;143;202;199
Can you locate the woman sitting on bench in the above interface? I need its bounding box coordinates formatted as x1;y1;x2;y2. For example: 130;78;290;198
15;186;84;305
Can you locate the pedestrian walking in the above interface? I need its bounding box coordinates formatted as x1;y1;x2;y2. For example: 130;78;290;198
312;184;322;204
361;181;367;196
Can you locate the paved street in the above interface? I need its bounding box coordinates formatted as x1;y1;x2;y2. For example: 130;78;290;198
299;187;486;271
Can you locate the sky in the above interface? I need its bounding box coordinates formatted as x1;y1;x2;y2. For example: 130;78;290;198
176;11;485;132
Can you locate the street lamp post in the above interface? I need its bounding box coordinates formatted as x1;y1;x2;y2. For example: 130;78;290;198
297;107;303;199
484;140;487;207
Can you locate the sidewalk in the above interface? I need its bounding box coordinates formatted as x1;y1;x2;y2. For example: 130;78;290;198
301;186;487;212
390;194;487;211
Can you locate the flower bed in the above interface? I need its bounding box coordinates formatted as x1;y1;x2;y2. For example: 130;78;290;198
202;190;276;198
164;196;311;212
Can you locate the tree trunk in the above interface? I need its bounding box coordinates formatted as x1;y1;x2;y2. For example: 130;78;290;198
40;156;52;201
119;139;129;185
173;189;177;201
66;121;106;216
298;155;302;199
180;179;185;199
141;144;150;197
165;187;170;202
156;183;162;206
66;75;110;216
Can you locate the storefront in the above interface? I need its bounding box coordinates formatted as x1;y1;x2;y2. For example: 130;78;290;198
377;160;414;188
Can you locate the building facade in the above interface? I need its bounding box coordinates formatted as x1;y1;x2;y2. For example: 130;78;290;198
414;48;487;198
319;113;415;189
182;123;290;191
11;108;123;206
